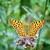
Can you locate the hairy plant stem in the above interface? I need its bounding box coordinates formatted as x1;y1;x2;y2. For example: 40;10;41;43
36;0;47;50
36;29;42;50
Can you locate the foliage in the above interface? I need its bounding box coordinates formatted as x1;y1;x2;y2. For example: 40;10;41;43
0;0;50;50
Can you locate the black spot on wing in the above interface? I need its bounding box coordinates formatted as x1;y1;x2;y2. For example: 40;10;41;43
35;27;36;28
14;26;15;27
16;25;17;26
18;23;20;25
35;24;36;26
37;24;38;25
34;22;35;23
36;22;37;23
18;21;19;23
15;20;16;22
39;21;40;23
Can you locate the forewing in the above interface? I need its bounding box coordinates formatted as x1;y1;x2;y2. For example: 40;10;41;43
30;20;46;30
28;20;46;37
10;19;27;37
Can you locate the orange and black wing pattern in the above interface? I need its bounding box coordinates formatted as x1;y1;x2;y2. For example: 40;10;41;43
10;19;27;37
28;20;46;37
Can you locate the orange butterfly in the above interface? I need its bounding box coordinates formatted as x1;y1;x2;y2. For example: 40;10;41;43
10;20;46;37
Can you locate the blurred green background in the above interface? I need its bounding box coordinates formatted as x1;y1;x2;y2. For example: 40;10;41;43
0;0;50;50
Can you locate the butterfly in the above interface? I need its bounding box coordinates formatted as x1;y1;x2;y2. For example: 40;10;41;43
10;19;46;37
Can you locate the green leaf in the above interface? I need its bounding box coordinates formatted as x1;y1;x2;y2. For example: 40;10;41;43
0;6;6;25
42;38;50;44
22;6;41;20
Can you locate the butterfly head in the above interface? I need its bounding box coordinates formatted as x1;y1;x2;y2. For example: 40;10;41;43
25;23;29;25
25;23;29;27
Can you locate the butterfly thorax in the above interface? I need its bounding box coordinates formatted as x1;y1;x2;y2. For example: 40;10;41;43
24;23;29;35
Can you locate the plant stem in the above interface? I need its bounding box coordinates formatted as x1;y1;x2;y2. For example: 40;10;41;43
43;0;47;20
20;0;31;16
36;29;42;50
5;16;8;34
36;0;47;50
5;5;9;35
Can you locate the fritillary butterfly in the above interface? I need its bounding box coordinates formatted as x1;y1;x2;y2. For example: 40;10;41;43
10;19;46;37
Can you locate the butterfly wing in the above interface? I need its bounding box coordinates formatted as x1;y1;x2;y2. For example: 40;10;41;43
28;20;46;37
10;19;27;37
